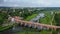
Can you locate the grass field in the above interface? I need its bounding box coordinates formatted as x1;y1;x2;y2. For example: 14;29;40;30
39;12;53;25
24;13;38;21
0;23;16;31
17;30;51;34
0;25;12;31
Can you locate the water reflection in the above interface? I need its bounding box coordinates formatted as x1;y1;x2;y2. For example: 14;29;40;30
0;25;41;34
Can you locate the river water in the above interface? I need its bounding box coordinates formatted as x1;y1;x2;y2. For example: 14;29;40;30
30;13;45;22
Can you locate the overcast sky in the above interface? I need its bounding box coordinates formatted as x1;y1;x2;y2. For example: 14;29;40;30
0;0;60;7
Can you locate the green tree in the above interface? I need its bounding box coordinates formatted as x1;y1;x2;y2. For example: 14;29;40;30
0;12;8;25
54;13;60;26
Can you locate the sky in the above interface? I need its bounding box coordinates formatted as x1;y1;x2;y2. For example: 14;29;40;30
0;0;60;7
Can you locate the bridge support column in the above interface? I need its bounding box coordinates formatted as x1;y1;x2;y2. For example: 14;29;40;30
39;26;43;29
37;25;43;30
24;23;27;26
54;28;57;31
47;27;49;30
29;24;31;27
20;22;23;25
34;25;37;28
12;25;16;30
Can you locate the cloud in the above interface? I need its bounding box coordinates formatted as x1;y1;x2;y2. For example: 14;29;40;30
0;0;60;7
0;0;4;4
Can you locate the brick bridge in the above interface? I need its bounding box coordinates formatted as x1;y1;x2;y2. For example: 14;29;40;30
13;16;60;30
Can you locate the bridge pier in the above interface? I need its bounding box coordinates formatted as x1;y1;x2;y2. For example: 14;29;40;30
28;24;32;27
47;27;49;30
37;25;42;30
54;28;57;31
46;27;49;30
34;24;37;28
31;24;37;28
31;24;35;28
12;24;16;30
50;27;57;31
24;23;31;27
20;22;23;25
43;27;47;30
24;23;27;26
40;26;43;29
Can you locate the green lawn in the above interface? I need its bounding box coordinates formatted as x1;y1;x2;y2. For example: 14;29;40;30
0;23;16;31
17;32;37;34
0;26;11;31
39;12;53;25
17;31;51;34
40;30;51;34
24;14;38;21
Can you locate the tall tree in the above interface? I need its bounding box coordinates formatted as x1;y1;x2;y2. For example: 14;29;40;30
54;13;60;26
0;12;8;25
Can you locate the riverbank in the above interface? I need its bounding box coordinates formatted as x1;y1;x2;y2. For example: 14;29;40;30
24;13;38;21
0;23;16;31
